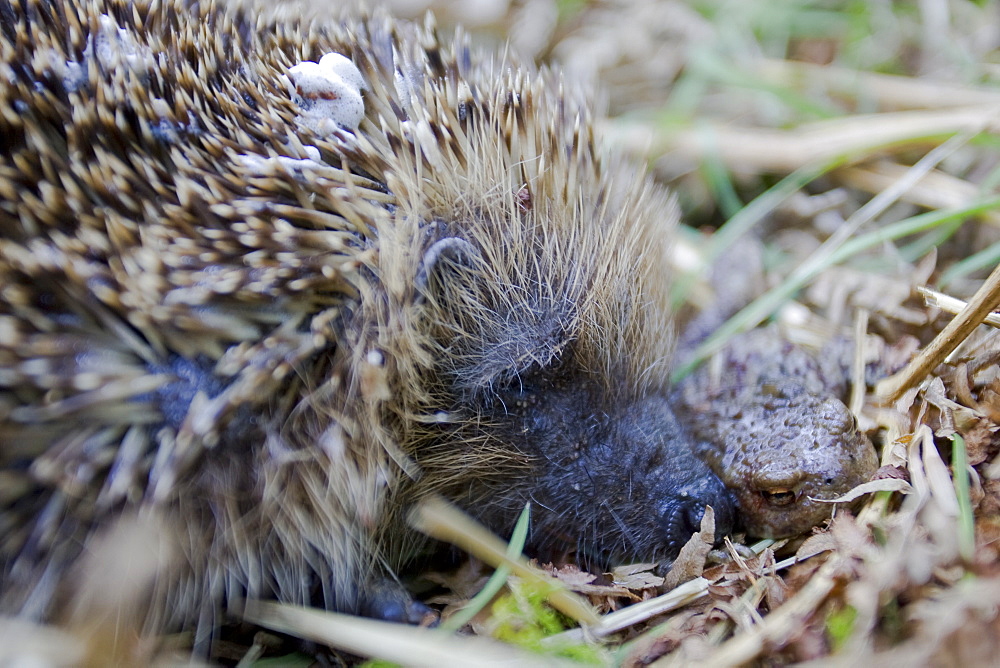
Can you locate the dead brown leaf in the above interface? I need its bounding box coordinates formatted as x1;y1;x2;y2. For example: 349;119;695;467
662;506;716;591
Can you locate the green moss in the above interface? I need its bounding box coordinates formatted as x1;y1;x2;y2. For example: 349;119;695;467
826;604;858;652
490;580;604;664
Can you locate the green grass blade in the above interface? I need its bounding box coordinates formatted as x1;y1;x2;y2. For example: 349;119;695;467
439;503;532;632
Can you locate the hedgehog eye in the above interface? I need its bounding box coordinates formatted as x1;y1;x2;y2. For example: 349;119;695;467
415;235;481;297
493;376;538;409
761;489;796;507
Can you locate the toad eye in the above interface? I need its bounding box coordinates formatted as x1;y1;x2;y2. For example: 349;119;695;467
762;488;797;507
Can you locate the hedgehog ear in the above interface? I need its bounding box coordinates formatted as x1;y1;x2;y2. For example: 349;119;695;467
415;237;481;301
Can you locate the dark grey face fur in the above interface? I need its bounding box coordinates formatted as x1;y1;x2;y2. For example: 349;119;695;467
420;238;736;567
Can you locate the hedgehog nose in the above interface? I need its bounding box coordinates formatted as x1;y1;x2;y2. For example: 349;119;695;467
681;486;736;544
682;500;708;536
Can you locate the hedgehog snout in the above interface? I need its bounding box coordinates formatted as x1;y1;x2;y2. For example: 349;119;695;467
620;395;737;550
676;475;737;545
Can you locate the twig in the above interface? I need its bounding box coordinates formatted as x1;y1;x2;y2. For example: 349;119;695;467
917;286;1000;328
878;261;1000;402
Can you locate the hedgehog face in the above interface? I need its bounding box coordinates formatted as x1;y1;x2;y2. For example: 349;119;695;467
416;235;736;566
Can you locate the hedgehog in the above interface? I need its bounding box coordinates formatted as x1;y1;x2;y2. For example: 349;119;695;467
0;0;738;644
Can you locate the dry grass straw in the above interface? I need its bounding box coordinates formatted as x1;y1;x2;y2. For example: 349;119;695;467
754;58;1000;111
918;286;1000;327
878;261;1000;402
240;598;575;667
629;104;1000;174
